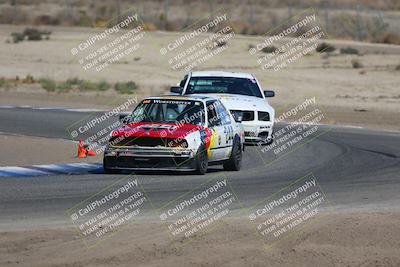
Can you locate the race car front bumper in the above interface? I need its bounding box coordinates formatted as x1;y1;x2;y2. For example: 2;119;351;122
242;121;274;144
103;146;197;171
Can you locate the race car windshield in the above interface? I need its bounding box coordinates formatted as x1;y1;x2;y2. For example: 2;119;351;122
130;99;205;125
185;77;263;98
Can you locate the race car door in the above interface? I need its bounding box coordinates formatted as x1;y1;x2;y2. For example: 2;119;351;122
214;100;235;159
206;100;231;161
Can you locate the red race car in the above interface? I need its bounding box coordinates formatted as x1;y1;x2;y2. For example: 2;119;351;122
103;95;245;174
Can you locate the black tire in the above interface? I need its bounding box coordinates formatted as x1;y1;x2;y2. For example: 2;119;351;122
194;146;208;175
103;157;121;174
223;139;242;171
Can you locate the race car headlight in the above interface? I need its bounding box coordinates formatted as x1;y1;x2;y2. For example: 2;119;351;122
167;139;188;148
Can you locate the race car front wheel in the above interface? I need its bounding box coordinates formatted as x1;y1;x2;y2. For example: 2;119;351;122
195;146;208;175
223;140;242;171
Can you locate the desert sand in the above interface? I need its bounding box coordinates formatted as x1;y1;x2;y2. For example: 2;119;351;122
1;212;400;267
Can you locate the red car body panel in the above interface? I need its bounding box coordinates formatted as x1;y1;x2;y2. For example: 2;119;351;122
112;122;213;149
112;122;200;138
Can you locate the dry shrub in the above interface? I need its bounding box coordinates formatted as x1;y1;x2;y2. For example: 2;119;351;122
340;47;359;55
143;22;157;31
22;74;35;84
216;40;227;48
261;46;277;53
23;28;51;41
316;42;336;53
10;32;25;43
351;59;363;68
380;33;400;45
33;15;60;25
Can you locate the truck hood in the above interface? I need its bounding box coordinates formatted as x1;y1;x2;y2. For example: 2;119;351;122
111;122;203;139
206;94;274;113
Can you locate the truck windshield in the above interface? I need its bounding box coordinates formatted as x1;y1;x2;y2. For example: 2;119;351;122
130;99;205;126
185;77;263;98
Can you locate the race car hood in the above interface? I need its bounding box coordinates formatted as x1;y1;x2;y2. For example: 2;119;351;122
111;122;204;139
205;94;274;113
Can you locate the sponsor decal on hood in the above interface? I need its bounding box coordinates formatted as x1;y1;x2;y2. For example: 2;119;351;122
112;122;204;139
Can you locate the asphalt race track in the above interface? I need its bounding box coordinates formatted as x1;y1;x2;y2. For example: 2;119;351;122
1;107;400;229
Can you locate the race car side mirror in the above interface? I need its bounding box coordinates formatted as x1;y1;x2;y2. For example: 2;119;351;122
264;90;275;97
170;86;183;94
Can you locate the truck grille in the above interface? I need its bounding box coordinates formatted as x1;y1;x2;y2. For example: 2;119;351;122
244;131;256;137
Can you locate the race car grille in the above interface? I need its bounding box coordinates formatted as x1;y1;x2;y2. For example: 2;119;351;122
230;110;254;121
258;111;270;121
109;136;175;147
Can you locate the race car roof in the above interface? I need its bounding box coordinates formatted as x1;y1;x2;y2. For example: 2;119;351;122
190;70;254;79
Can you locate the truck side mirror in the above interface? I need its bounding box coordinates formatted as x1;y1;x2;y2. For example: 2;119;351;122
263;90;275;97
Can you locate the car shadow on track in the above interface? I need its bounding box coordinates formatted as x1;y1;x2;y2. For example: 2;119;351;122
96;167;223;176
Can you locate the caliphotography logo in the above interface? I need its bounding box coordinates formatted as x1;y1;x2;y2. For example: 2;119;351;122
66;97;138;156
159;8;237;72
70;6;147;73
249;8;327;72
249;96;334;167
67;175;152;248
157;173;242;249
247;173;333;250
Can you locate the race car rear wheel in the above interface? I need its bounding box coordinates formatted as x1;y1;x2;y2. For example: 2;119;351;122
194;145;208;175
223;140;242;171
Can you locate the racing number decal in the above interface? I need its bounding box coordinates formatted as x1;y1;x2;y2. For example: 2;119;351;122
223;125;234;145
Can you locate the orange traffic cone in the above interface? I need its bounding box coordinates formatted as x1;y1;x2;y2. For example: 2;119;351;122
77;140;87;158
82;142;96;156
87;150;96;156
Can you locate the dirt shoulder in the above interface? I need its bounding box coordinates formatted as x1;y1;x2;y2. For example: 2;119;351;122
0;134;99;166
0;90;140;110
1;211;399;267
